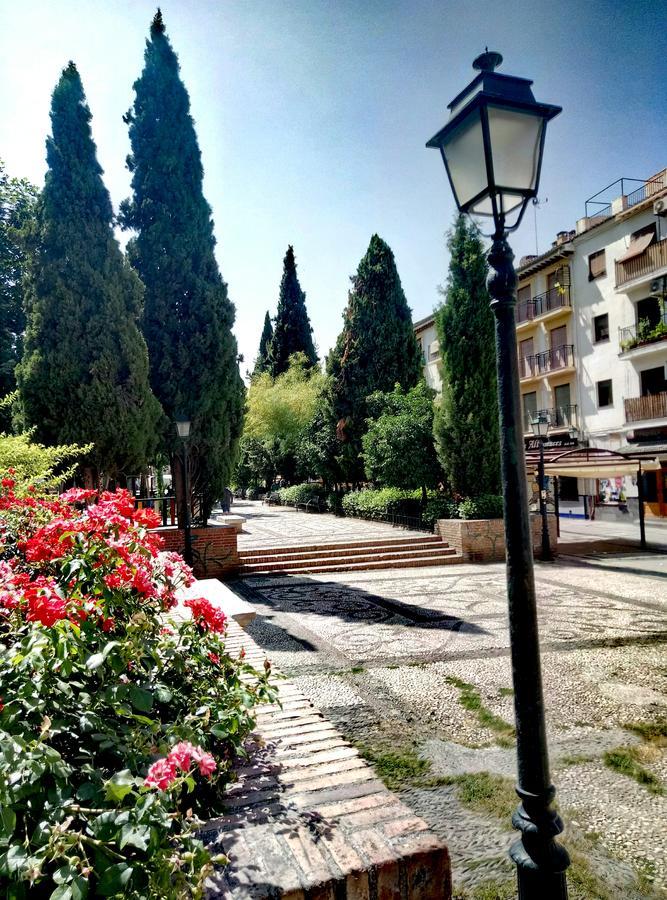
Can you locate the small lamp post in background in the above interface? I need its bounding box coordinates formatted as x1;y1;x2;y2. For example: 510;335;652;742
427;52;568;897
531;413;553;561
175;417;193;567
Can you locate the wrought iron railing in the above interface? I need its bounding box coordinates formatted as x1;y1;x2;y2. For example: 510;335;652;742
520;345;574;378
523;404;577;433
626;173;667;209
624;392;667;423
619;312;667;352
134;494;206;527
516;282;571;324
616;237;667;288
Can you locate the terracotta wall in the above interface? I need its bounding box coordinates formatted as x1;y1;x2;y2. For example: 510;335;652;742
154;525;239;579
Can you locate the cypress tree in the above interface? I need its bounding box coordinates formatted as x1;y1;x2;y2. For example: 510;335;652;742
270;245;318;375
327;234;422;482
121;11;244;517
16;63;160;483
434;216;500;496
253;311;273;377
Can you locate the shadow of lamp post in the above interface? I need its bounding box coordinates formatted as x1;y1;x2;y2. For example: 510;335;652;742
427;51;569;897
531;413;553;561
175;417;193;567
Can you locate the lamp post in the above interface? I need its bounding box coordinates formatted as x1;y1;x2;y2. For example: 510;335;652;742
427;52;569;897
531;413;553;561
175;417;193;567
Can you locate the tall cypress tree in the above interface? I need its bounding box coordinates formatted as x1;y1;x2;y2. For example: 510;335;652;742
327;234;422;481
17;63;160;482
121;11;244;516
434;215;500;496
270;245;318;376
253;311;273;377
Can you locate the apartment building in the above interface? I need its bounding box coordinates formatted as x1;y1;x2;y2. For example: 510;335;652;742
517;167;667;518
414;313;443;393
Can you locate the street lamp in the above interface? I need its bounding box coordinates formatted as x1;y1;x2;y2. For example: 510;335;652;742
428;52;568;897
174;417;193;567
531;413;553;562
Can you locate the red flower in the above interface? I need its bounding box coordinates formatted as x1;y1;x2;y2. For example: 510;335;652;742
132;507;162;529
184;597;227;634
60;487;97;504
208;652;220;665
101;616;115;632
2;477;15;490
144;757;178;791
24;578;68;627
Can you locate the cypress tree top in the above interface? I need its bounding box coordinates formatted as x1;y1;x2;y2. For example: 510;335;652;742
253;310;273;377
270;245;318;376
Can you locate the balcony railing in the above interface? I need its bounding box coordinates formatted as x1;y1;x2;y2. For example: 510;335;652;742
624;392;667;423
523;404;578;433
516;284;571;324
616;236;667;288
619;312;667;353
520;344;574;379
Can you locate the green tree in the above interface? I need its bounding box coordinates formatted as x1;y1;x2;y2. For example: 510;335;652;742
233;435;275;494
0;161;38;431
253;310;274;377
327;234;422;482
0;431;90;492
363;382;441;504
270;245;318;376
16;63;160;484
121;11;244;518
244;353;325;484
434;215;500;496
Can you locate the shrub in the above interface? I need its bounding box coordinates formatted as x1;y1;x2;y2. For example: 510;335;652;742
423;495;459;527
277;482;326;506
341;488;418;521
0;478;276;897
458;494;504;520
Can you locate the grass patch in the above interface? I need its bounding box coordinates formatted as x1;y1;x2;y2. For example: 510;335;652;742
357;745;431;791
498;687;514;697
559;752;597;766
452;880;515;900
603;746;664;795
350;665;365;674
446;676;516;746
568;848;618;900
449;772;517;820
623;717;667;746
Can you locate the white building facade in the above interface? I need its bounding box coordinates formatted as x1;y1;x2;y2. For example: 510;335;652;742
414;313;443;393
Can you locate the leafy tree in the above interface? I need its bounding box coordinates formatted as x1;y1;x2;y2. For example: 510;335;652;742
363;382;441;504
121;11;244;519
0;161;38;431
434;216;500;496
244;353;325;484
327;234;422;482
253;310;274;377
16;63;160;485
233;436;275;493
270;245;318;376
0;431;90;491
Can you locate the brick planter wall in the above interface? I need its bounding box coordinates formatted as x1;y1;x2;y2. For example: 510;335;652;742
436;515;558;562
153;525;239;579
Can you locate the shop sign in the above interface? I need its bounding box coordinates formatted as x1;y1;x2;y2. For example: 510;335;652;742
524;436;578;452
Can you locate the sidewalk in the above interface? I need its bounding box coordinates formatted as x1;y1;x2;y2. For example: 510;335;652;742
559;515;667;551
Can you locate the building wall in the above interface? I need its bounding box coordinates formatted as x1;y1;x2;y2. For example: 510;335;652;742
415;319;443;393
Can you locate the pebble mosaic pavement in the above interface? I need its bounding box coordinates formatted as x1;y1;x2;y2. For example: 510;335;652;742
231;504;667;896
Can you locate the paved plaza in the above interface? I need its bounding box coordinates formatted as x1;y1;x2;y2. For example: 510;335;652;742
231;503;667;897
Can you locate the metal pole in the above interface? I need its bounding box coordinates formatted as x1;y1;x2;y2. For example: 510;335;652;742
182;439;194;567
637;465;646;551
539;439;552;561
488;232;569;899
554;476;560;538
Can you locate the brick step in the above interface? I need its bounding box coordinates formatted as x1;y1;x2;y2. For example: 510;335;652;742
237;534;442;559
238;538;448;565
238;546;457;574
239;551;462;576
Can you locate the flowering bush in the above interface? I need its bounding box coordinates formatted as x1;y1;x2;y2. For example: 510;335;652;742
0;476;276;898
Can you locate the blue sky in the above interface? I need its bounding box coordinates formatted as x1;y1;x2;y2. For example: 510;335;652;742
1;0;664;373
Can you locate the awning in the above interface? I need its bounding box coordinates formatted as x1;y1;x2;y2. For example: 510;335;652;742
524;446;661;479
616;232;654;263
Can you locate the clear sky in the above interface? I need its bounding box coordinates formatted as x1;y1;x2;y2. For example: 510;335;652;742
1;0;664;374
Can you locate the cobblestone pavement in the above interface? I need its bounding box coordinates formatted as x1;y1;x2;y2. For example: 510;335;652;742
232;554;667;897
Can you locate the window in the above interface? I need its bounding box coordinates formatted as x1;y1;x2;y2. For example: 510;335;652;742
594;313;609;343
640;366;667;396
597;379;613;408
517;285;531;303
631;222;657;244
428;339;440;361
588;249;606;280
636;297;661;329
522;391;537;430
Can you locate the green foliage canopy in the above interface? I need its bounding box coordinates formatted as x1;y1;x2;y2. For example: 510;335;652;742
0;432;90;491
253;310;274;377
434;216;500;496
16;63;160;481
270;245;318;376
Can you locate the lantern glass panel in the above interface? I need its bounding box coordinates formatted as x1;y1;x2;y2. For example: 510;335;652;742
488;106;544;194
441;107;487;209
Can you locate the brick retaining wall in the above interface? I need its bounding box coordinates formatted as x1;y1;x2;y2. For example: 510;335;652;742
436;515;558;562
154;526;239;579
203;620;451;899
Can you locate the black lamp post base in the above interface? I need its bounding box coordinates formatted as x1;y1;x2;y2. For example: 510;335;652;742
510;788;570;899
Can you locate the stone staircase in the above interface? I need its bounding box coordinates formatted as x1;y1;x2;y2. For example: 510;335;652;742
237;533;460;575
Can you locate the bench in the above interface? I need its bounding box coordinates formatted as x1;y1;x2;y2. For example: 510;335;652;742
295;497;326;514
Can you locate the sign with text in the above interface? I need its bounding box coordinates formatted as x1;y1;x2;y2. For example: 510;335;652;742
524;436;578;452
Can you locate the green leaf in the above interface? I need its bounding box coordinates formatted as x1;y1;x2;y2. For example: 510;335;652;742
0;807;16;843
49;886;72;900
85;641;118;670
5;845;27;873
119;823;150;851
53;863;77;884
128;686;153;712
97;862;133;896
104;769;138;803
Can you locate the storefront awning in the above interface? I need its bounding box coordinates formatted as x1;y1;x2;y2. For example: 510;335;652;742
524;446;661;479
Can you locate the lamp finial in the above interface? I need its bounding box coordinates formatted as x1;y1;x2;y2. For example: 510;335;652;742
473;50;503;72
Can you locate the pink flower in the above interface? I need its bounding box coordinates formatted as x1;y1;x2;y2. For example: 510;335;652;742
208;652;220;665
168;741;196;772
60;487;97;504
184;596;227;634
194;749;216;777
144;757;178;791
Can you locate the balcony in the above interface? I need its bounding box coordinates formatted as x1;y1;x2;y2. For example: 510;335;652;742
615;236;667;288
619;313;667;354
516;284;571;325
624;392;667;423
523;404;578;434
520;344;575;381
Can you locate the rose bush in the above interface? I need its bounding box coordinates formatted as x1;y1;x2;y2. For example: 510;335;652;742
0;476;276;898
